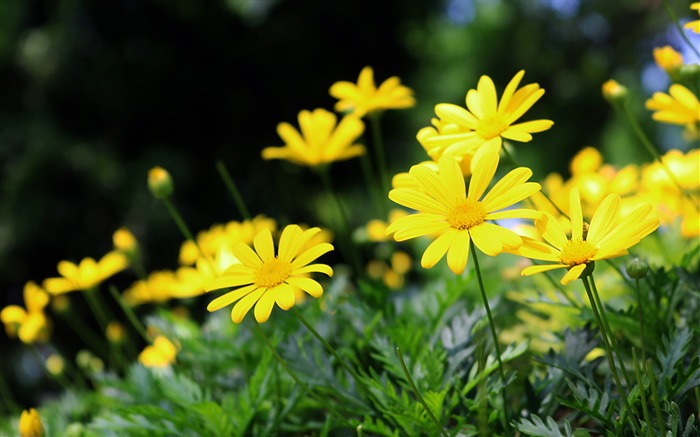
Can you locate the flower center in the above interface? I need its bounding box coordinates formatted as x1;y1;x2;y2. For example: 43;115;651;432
559;239;597;266
446;199;487;230
254;258;292;288
476;115;508;140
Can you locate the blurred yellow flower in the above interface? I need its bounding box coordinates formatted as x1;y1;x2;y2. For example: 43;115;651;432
518;188;660;285
685;2;700;33
206;225;333;323
417;116;475;176
138;336;178;368
329;66;415;117
147;166;174;199
1;281;51;344
601;79;629;104
19;408;44;437
113;227;138;253
43;251;128;294
262;108;365;167
645;84;700;126
387;152;541;274
124;271;178;306
653;46;684;75
106;321;126;343
45;354;65;376
423;71;554;166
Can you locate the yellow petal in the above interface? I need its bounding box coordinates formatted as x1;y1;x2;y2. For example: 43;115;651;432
253;229;275;262
561;264;587;285
253;289;276;323
446;232;471;274
231;288;266;323
207;284;258;312
569;188;583;240
421;228;458;269
286;277;323;298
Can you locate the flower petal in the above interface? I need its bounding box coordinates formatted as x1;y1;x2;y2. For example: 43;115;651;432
207;284;258;312
561;264;587;285
231;287;266;323
253;288;277;323
286;277;324;298
421;228;458;269
446;232;471;274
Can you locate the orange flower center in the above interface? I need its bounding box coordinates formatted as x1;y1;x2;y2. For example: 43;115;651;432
559;239;597;266
476;115;508;140
254;258;292;288
446;199;486;230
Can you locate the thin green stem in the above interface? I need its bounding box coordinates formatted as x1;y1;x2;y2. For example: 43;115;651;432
216;160;252;220
582;276;639;434
162;197;214;267
395;347;449;437
369;114;390;195
359;151;385;216
109;285;150;343
646;360;665;432
632;348;652;436
663;0;700;59
317;167;363;277
469;240;509;431
502;146;567;217
618;104;697;205
84;287;111;334
634;278;647;364
292;307;373;400
590;276;635;388
59;308;107;355
251;321;354;426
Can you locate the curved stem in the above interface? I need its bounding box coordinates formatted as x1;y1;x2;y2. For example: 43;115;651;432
109;285;150;343
582;276;639;434
216;160;252;220
469;240;509;430
634;278;648;363
162;197;215;267
395;347;449;437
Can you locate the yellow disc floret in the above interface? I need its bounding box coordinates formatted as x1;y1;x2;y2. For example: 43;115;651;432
254;258;292;288
446;199;487;230
559;239;597;266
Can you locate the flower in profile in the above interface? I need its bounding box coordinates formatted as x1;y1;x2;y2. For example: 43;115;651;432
1;281;51;344
113;227;138;254
517;188;660;285
43;251;128;295
685;2;700;33
147;166;174;199
602;79;629;104
645;84;700;127
423;70;554;163
329;66;415;117
653;46;684;75
138;336;178;368
261;109;365;167
19;408;44;437
386;152;541;274
206;225;333;323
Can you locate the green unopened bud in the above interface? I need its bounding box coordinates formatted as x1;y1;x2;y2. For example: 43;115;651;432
678;63;700;83
602;79;629;105
148;166;174;200
626;257;649;279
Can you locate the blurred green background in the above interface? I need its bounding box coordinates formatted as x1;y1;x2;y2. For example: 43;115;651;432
1;0;698;409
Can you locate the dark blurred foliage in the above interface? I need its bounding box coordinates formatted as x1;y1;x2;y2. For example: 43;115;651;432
1;0;694;409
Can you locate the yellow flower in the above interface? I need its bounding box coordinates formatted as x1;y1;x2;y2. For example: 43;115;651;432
645;84;700;126
45;354;65;376
148;166;173;199
138;336;178;368
106;321;126;343
1;281;51;344
206;225;333;323
653;46;684;74
423;71;554;163
113;227;138;253
386;152;541;274
19;408;44;437
124;271;178;306
43;251;128;294
601;79;629;104
685;2;700;33
329;66;415;117
261;108;365;167
417;117;475;176
518;188;660;285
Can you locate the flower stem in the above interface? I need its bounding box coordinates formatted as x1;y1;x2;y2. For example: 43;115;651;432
634;278;647;363
292;307;372;400
647;360;665;432
632;348;652;436
59;308;107;355
359;152;386;216
663;0;700;59
581;276;639;434
109;285;150;343
84;287;111;334
369;113;390;195
216;160;252;220
317;166;363;277
162;197;214;267
396;346;449;437
468;240;509;430
251;321;354;426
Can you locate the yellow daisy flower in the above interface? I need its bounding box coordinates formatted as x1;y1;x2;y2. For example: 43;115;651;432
653;46;684;75
423;70;554;162
685;2;700;33
329;66;415;117
518;188;660;285
138;336;178;368
19;408;44;437
205;225;333;323
261;108;365;167
645;84;700;126
1;281;51;344
43;251;128;295
386;152;541;274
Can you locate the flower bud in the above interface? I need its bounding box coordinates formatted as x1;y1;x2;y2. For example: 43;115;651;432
148;166;174;200
45;354;65;376
106;321;126;344
602;80;629;105
19;408;44;437
626;257;649;279
653;46;683;75
113;227;138;255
